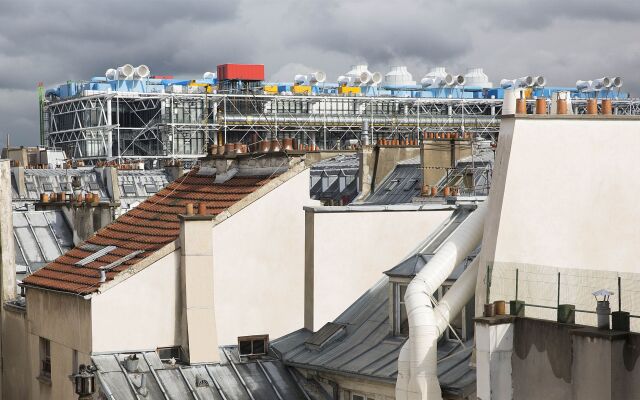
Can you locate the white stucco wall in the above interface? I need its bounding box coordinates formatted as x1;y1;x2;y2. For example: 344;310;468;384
91;250;181;352
476;116;640;328
213;169;319;344
308;208;452;330
90;169;318;351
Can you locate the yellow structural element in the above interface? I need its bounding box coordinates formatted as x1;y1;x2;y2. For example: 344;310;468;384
188;81;213;93
338;86;361;95
292;85;312;95
263;85;279;94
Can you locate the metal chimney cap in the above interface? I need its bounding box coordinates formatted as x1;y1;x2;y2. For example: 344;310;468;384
593;289;614;300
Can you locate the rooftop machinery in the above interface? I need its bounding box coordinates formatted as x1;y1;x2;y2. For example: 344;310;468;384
41;63;640;163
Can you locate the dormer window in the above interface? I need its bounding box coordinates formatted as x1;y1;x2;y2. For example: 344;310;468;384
393;282;409;336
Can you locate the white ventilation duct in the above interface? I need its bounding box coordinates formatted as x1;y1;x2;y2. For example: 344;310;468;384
421;67;449;88
105;68;117;81
203;71;217;80
611;76;623;88
515;76;534;88
294;74;307;85
463;68;492;88
576;80;592;91
309;71;326;84
358;70;373;85
500;79;515;89
396;201;488;400
117;64;134;79
384;66;416;86
371;72;383;85
451;74;466;87
134;65;150;79
533;76;546;87
337;75;351;86
592;77;611;90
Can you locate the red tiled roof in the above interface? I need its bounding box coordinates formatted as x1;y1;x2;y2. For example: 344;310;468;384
23;169;274;295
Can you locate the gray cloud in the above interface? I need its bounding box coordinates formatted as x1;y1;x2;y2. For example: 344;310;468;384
1;0;639;145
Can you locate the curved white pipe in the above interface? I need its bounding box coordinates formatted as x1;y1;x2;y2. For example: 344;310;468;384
500;79;515;89
515;76;534;88
611;76;623;88
203;71;216;80
134;65;150;79
117;64;134;79
105;68;117;81
533;76;546;87
451;74;465;87
592;77;611;89
434;256;479;335
576;80;592;91
396;201;488;400
294;74;307;85
371;72;383;85
309;71;326;84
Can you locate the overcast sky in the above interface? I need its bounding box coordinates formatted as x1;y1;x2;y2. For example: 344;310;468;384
1;0;639;146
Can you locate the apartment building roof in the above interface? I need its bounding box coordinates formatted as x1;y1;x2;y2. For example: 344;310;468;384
22;168;274;295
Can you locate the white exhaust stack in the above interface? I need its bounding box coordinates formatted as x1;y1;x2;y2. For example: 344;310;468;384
592;77;611;89
134;65;150;79
105;68;117;81
515;76;534;88
117;64;134;79
533;76;546;87
611;76;623;88
309;71;326;84
371;72;383;85
396;201;488;400
500;79;515;89
576;80;593;92
450;74;466;87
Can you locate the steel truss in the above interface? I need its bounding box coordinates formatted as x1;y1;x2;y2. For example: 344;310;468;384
44;92;640;163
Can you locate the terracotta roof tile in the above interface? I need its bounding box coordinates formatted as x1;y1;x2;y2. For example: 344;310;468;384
23;170;274;295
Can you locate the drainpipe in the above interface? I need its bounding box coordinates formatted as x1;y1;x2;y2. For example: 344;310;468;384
396;201;487;400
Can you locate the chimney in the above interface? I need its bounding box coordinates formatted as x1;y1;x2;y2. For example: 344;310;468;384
164;160;184;182
0;160;17;302
420;135;471;189
178;212;219;364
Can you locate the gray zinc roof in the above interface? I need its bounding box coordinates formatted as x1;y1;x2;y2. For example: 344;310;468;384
13;210;73;280
272;204;482;397
117;170;171;212
92;347;311;400
271;277;475;396
363;158;420;205
310;154;359;203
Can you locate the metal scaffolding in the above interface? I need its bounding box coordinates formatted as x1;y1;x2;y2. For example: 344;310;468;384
43;92;640;163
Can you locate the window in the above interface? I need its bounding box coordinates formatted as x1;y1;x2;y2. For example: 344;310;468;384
25;182;36;191
42;183;53;192
238;334;269;357
89;182;100;191
352;394;367;400
122;184;136;195
157;346;185;363
39;337;51;380
59;183;69;192
394;283;409;336
144;184;158;194
386;179;400;191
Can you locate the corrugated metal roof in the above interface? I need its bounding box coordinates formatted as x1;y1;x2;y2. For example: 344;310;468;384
23;169;274;294
15;168;110;201
92;347;309;400
272;277;475;396
13;210;73;278
363;162;421;205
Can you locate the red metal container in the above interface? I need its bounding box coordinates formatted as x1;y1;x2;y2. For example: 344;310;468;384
217;64;265;81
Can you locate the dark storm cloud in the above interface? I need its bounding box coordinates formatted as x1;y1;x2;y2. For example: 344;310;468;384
1;0;640;145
